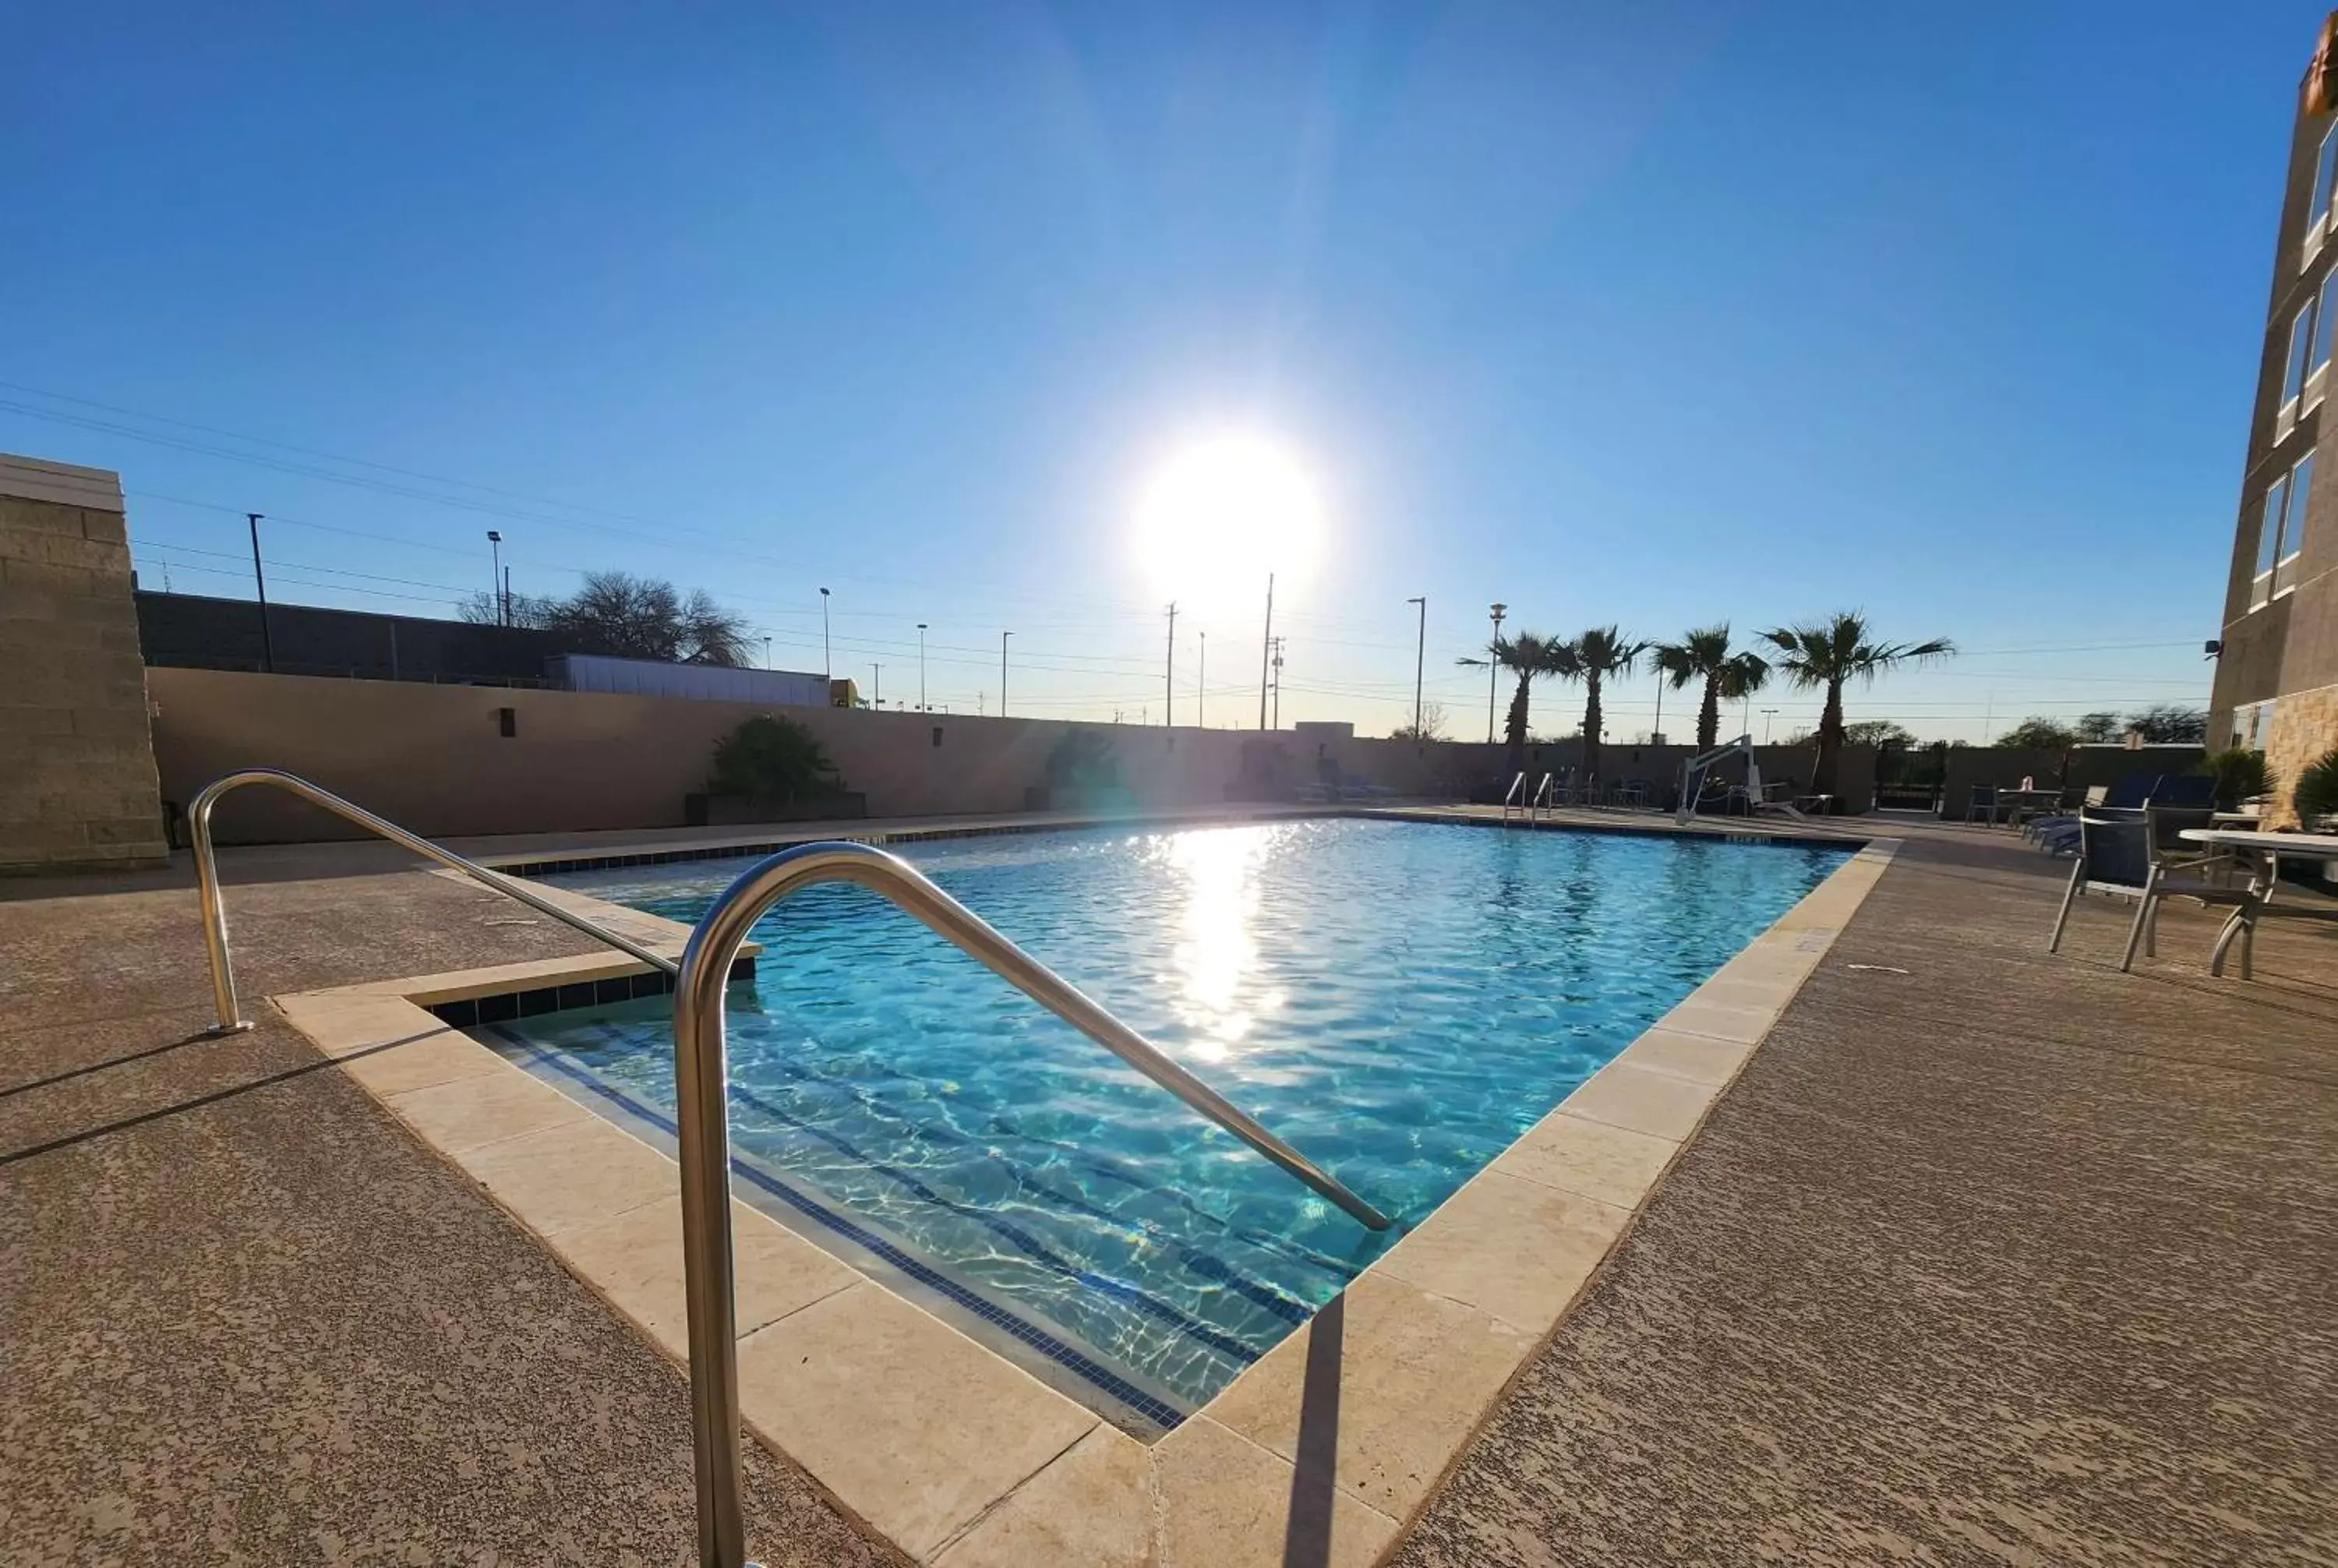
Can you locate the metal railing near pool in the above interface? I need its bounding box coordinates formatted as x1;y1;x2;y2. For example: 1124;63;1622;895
673;840;1392;1565
187;772;1393;1568
189;768;677;1033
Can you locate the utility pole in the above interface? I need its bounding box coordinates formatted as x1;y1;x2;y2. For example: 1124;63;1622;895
1485;602;1507;743
1258;572;1275;729
917;623;928;712
1164;602;1177;728
1001;630;1011;717
247;513;275;673
1761;708;1779;744
487;530;504;625
873;663;882;709
1198;631;1206;729
763;635;772;670
1406;595;1426;736
1270;636;1285;729
819;588;832;677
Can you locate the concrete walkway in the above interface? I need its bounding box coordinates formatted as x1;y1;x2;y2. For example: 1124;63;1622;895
0;858;899;1566
1392;825;2338;1566
8;814;2336;1564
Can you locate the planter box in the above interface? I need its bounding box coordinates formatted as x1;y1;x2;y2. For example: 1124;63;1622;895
684;792;867;828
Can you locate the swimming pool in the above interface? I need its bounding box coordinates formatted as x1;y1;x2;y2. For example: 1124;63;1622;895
486;817;1847;1428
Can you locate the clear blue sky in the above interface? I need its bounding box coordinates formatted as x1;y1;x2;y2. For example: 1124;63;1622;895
5;2;2318;739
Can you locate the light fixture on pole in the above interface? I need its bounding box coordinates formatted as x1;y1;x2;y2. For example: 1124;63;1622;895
916;623;928;712
486;531;504;627
1405;596;1426;736
1485;602;1508;743
819;588;832;677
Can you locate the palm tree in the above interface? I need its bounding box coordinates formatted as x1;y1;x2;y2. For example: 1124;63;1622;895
1458;630;1565;767
1549;626;1648;782
1760;613;1955;796
1651;624;1771;750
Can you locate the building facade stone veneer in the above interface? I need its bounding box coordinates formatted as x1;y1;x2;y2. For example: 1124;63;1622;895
0;453;170;872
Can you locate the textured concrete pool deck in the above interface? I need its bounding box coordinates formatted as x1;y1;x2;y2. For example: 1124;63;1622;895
6;808;2334;1564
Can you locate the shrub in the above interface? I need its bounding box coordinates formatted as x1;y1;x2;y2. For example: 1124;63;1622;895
2198;747;2272;812
708;715;842;800
2296;747;2338;825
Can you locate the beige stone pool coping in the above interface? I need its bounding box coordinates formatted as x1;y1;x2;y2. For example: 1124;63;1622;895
267;832;1899;1566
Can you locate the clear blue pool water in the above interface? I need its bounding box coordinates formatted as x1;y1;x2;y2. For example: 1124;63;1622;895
492;818;1845;1425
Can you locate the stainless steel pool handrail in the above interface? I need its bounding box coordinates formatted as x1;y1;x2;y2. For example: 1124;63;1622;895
189;768;676;1033
1499;769;1528;825
673;839;1394;1568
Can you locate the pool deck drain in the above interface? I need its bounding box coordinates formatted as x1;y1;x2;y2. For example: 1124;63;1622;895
262;825;1898;1565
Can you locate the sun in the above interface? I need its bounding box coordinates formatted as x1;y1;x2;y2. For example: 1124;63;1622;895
1135;435;1326;610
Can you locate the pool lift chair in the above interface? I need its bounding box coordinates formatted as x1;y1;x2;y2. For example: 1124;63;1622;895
1676;735;1810;826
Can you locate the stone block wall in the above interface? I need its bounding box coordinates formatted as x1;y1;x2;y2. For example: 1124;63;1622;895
0;454;170;873
2263;680;2338;827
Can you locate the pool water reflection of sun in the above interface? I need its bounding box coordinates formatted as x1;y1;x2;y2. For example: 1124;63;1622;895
1135;434;1325;615
1152;827;1284;1062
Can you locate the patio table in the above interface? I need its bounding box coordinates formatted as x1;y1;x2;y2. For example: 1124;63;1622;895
2178;828;2338;979
1994;787;2060;828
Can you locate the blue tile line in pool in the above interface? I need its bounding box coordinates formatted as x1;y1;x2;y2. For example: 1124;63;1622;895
676;1021;1326;1326
537;1017;1313;1351
490;1030;1193;1431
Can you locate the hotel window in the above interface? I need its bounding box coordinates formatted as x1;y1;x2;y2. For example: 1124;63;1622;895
2318;269;2338;382
2254;453;2315;609
2233;699;2276;753
2283;450;2315;595
2283;300;2316;412
2315;125;2338;231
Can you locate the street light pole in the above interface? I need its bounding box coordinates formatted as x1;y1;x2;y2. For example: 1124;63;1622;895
1164;602;1177;729
1485;602;1507;743
247;513;274;674
486;530;504;626
1198;631;1206;729
1406;596;1426;736
873;663;882;709
916;623;928;712
1270;637;1284;729
1258;573;1275;729
1001;630;1011;717
819;588;832;677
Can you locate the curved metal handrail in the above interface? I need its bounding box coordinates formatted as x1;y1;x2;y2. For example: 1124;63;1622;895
190;768;676;1033
671;840;1394;1567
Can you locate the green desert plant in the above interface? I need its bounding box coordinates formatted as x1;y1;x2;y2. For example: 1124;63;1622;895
1761;613;1955;798
2294;747;2338;824
1651;624;1770;751
708;715;842;800
2198;748;2273;812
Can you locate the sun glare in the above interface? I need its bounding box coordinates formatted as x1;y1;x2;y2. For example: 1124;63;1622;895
1135;434;1325;609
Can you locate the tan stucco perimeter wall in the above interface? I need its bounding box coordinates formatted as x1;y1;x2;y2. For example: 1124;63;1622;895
151;669;1513;842
146;667;1875;842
